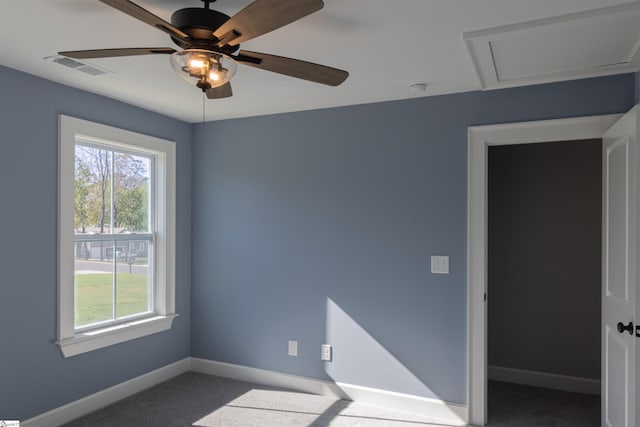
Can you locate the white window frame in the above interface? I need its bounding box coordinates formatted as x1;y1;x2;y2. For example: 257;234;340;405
57;115;177;358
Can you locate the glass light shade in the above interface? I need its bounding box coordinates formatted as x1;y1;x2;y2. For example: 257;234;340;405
170;49;237;90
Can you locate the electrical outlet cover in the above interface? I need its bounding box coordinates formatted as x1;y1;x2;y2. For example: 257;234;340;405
288;340;298;357
321;344;332;361
431;255;450;274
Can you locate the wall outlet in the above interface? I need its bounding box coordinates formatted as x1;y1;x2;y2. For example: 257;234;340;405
431;255;450;274
321;344;332;361
288;340;298;357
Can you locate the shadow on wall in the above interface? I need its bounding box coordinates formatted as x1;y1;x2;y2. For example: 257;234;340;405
324;298;466;425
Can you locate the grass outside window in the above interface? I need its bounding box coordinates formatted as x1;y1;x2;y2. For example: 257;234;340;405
75;273;149;327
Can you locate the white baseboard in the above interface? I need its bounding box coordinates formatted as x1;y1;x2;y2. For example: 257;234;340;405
191;357;468;425
22;358;191;427
23;357;468;426
191;357;349;399
488;365;600;395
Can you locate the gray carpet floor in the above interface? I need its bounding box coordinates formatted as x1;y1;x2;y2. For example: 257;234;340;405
61;373;600;426
62;372;454;427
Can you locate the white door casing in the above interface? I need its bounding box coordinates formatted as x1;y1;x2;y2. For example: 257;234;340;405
467;113;623;426
602;106;639;427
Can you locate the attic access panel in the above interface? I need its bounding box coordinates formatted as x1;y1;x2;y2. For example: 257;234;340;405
463;2;640;90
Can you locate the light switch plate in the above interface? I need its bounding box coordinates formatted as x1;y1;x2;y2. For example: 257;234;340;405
431;255;449;274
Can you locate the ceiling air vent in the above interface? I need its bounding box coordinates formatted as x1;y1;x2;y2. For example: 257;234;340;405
44;55;111;76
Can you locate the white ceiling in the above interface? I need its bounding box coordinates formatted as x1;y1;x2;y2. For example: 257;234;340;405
0;0;638;123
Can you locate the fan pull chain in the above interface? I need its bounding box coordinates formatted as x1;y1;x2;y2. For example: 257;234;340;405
202;92;205;125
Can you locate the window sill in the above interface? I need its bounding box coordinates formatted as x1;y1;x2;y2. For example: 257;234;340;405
57;314;178;358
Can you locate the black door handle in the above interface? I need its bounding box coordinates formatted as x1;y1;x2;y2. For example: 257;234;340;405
618;321;633;335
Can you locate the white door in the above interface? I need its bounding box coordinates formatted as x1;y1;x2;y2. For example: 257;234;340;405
602;105;639;427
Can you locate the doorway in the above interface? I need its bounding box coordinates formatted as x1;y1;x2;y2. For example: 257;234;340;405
486;140;602;424
466;114;623;426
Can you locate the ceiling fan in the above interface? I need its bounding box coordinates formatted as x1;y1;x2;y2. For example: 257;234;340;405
59;0;349;99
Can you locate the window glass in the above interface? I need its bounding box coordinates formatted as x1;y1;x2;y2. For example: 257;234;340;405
73;144;153;329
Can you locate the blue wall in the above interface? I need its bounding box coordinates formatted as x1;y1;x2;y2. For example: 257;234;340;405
636;71;640;104
0;63;636;420
191;74;635;404
0;65;192;420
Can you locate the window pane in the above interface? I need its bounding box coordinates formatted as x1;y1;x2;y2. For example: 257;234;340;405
74;238;152;327
74;144;151;235
113;152;151;233
115;239;152;318
75;145;113;234
74;241;115;328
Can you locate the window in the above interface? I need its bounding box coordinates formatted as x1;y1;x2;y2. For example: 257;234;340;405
58;115;176;357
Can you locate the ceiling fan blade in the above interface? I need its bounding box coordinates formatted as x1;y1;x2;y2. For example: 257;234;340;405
206;83;233;99
236;50;348;86
59;47;176;59
99;0;189;41
213;0;323;46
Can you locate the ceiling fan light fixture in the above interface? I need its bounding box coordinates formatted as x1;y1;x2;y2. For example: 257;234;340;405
170;49;237;91
60;0;348;100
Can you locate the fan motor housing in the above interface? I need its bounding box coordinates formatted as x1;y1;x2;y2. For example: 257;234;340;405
170;8;238;54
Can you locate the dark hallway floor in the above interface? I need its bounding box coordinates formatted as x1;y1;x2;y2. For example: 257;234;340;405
487;381;600;426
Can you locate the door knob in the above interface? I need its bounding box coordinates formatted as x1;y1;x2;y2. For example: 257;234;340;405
617;321;633;335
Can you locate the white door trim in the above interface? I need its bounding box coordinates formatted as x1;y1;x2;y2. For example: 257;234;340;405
467;113;622;426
